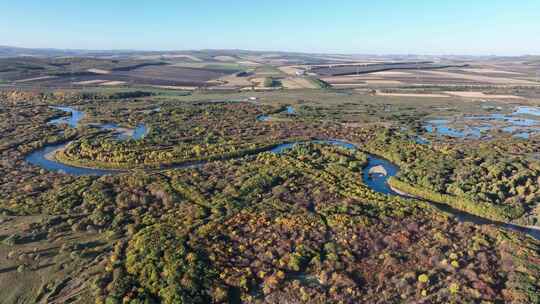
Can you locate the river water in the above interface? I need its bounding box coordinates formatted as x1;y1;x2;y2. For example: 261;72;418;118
257;105;296;121
25;106;540;240
26;106;146;175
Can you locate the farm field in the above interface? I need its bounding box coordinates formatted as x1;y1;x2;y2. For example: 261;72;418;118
310;62;468;76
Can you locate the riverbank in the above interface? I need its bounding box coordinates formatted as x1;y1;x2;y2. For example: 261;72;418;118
388;177;515;222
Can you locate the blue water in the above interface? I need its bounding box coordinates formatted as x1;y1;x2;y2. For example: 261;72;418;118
269;142;298;153
286;106;296;114
27;136;399;196
257;105;296;121
362;155;399;195
256;115;270;122
25;143;118;176
26;106;148;176
48;106;85;128
269;139;397;195
514;106;540;116
24;128;540;240
424;106;540;139
269;140;540;240
414;136;430;145
48;106;148;140
90;122;148;141
133;124;148;140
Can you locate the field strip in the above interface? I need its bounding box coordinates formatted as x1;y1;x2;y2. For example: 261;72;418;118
278;66;303;75
376;92;449;98
150;85;198;90
14;76;57;83
331;83;369;87
87;68;111;74
100;81;127;86
364;80;403;85
237;60;261;66
281;77;318;89
371;71;413;76
74;79;108;85
461;68;523;75
421;70;535;85
444;91;525;99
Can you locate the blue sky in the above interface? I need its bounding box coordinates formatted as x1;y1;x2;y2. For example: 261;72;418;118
1;0;539;55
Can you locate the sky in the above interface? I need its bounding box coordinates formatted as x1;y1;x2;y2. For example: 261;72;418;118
1;0;539;55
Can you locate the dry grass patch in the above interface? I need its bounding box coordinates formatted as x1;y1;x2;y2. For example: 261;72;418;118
150;85;198;90
14;76;57;83
281;77;318;89
376;92;449;98
320;76;368;83
462;68;523;75
0;215;105;303
371;71;414;76
87;68;111;75
364;80;403;85
278;66;304;75
215;74;253;87
100;81;127;86
331;83;369;87
74;80;107;85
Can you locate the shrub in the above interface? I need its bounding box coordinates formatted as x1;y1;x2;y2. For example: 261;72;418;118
2;234;20;246
449;282;460;294
125;225;215;304
418;274;430;284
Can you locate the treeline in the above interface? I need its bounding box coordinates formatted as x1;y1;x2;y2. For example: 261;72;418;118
365;129;540;222
264;77;281;88
55;138;308;170
52;101;330;169
388;177;518;222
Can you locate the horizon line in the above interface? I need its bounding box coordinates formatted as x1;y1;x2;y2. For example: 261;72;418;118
1;44;538;58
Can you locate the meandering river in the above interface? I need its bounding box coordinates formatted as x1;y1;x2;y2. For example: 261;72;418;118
25;106;540;240
27;106;146;175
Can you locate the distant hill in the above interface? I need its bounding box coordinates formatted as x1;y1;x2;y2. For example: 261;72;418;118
1;46;533;61
0;46;306;59
0;46;98;57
